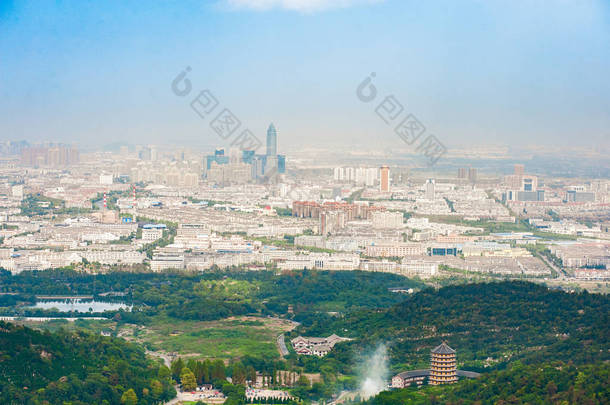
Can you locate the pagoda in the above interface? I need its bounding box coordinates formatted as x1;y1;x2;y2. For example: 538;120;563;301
429;341;457;385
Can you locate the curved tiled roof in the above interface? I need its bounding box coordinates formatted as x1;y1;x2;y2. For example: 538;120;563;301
431;342;456;354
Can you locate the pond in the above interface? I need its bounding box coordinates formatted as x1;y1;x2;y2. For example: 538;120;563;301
29;299;132;313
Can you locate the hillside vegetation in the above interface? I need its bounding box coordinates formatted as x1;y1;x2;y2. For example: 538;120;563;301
0;321;175;405
303;281;609;373
362;360;609;404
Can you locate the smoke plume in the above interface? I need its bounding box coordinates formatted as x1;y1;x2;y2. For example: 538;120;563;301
359;344;389;400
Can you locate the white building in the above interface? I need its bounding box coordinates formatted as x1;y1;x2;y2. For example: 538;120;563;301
371;211;403;229
141;228;163;242
365;242;426;257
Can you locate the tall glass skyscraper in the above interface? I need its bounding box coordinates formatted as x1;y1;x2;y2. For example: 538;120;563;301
266;123;277;156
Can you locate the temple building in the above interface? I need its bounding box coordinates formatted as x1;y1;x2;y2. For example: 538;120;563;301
429;341;458;385
392;343;479;388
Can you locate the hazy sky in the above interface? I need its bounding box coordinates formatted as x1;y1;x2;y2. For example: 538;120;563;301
1;0;609;150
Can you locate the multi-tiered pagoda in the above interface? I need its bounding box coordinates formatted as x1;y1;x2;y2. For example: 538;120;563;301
429;341;457;385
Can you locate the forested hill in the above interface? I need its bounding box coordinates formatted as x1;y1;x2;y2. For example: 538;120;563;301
0;321;175;405
305;281;609;372
363;360;609;404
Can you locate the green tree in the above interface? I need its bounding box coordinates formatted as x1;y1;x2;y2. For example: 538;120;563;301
181;367;197;391
211;359;227;382
158;365;172;382
232;362;246;385
171;358;185;380
246;365;257;385
151;379;164;400
121;388;138;405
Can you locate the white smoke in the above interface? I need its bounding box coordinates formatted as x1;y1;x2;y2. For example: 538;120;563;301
359;344;389;400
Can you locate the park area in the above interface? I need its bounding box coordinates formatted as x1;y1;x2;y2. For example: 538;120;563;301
124;315;298;360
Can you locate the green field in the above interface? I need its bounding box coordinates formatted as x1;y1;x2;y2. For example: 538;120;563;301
23;315;297;361
133;316;296;360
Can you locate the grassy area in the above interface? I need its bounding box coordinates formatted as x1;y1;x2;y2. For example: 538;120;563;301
131;316;296;360
24;315;298;361
21;315;299;362
23;318;117;334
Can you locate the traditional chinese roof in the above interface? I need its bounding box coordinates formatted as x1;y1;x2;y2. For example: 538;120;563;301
431;342;456;355
394;369;430;379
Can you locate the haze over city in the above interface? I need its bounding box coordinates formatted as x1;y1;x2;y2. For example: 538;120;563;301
0;1;609;405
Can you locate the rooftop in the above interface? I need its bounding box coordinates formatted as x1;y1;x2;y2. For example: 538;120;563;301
431;342;456;355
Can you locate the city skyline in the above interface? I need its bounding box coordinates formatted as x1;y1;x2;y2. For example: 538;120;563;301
0;2;608;404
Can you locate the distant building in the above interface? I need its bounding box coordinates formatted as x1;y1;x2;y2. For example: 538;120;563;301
521;175;538;192
566;190;595;203
365;242;425;257
425;179;435;200
292;201;385;220
380;165;390;192
141;228;163;242
11;184;24;199
391;370;430;388
468;168;477;183
99;174;113;185
150;248;184;271
20;144;79;167
203;123;285;182
371;211;403;229
320;210;346;235
430;342;457;385
267;123;277;157
291;334;351;357
514;164;525;176
503;165;545;202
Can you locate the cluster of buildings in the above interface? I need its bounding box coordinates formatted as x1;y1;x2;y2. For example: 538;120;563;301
204;124;286;185
0;138;607;286
549;242;610;279
20;144;80;167
290;334;351;357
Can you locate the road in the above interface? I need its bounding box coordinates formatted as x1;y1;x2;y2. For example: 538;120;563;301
537;252;566;279
277;333;289;357
145;349;174;368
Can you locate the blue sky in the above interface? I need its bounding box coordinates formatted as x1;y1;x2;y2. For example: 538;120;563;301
1;0;609;150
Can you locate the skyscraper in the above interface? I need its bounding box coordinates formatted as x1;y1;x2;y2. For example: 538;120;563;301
468;168;477;183
514;164;525;176
425;178;435;200
380;165;390;192
266;123;277;157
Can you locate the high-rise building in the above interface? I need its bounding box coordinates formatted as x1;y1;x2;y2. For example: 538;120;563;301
266;123;277;157
150;146;158;161
521;175;538;192
20;144;79;167
468;168;477;183
514;164;525;176
430;342;457;385
320;210;346;235
380;165;390;192
457;167;467;179
425;178;435;200
204;122;284;182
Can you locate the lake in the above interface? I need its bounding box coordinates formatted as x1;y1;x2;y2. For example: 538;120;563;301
29;299;132;313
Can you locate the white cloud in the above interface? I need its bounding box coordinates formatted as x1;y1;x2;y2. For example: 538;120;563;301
226;0;383;13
